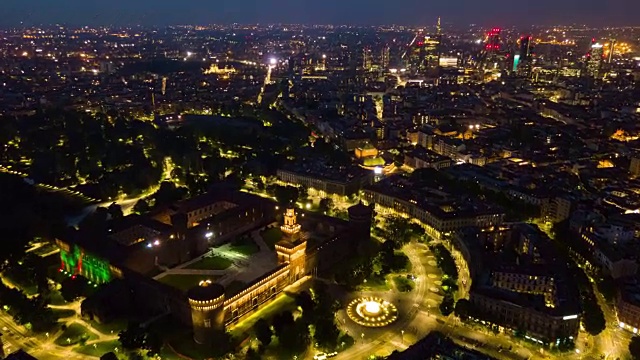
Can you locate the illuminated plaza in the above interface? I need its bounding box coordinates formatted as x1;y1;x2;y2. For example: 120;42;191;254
346;297;398;328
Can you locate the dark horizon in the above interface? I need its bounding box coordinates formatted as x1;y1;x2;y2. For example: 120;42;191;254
1;0;639;28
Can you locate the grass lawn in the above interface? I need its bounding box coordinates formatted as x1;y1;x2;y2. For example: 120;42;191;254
157;274;219;292
48;290;68;306
260;228;283;250
358;276;391;291
229;293;295;338
54;323;96;346
52;308;76;319
229;236;259;256
185;256;233;270
88;318;128;335
75;340;120;357
169;331;216;360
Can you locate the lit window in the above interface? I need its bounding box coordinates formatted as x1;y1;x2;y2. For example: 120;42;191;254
204;319;211;328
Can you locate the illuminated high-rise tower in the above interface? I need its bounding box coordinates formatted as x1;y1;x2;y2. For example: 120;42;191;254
485;28;502;53
514;35;533;75
404;18;442;73
607;40;616;63
381;45;390;69
363;47;373;71
587;40;604;78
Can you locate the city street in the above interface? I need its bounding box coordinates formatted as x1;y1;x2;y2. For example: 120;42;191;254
327;239;625;360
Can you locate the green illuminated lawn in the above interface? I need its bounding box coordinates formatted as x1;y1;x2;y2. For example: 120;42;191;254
229;293;295;337
157;274;220;291
54;323;96;346
358;275;391;291
185;256;233;270
230;236;260;256
260;227;283;250
52;309;76;319
75;340;120;357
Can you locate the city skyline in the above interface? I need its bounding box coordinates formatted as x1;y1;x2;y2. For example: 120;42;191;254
1;0;639;27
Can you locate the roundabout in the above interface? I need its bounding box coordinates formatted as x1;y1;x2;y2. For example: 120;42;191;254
346;297;398;327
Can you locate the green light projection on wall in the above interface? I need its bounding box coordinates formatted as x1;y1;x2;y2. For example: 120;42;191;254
60;245;112;284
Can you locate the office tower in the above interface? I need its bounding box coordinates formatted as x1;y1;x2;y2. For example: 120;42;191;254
485;28;502;53
381;45;390;69
404;18;441;73
587;41;604;78
515;35;533;76
363;47;373;71
424;17;442;69
607;40;616;63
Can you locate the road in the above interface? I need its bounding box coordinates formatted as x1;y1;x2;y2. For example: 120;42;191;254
327;239;604;360
0;299;123;360
329;241;440;360
257;64;274;105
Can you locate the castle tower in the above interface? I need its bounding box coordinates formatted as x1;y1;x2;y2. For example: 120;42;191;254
188;280;226;344
276;208;307;283
348;202;374;255
280;208;302;242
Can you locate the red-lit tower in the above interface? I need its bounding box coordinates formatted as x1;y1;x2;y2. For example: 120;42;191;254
485;28;502;53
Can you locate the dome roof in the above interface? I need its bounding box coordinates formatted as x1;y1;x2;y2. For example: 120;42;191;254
348;202;372;216
188;280;225;301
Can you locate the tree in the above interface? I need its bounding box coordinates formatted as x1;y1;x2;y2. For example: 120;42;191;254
319;198;334;212
279;319;310;354
273;185;299;206
78;207;110;235
386;216;412;248
597;276;617;302
144;330;163;357
254;318;273;347
118;322;146;351
246;347;261;360
153;181;188;207
582;296;606;336
295;291;315;316
133;199;151;214
454;299;472;320
440;295;454;316
60;276;85;302
272;311;294;336
107;203;124;220
630;336;640;359
314;317;340;351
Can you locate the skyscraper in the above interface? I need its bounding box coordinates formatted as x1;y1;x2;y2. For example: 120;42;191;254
587;41;604;78
363;47;373;71
607;40;616;63
381;45;390;69
404;18;442;74
515;35;533;76
485;28;502;53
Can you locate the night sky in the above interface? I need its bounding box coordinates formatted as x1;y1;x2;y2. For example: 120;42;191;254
1;0;637;27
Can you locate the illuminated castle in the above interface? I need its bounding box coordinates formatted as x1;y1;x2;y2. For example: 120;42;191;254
275;208;307;283
56;188;371;345
187;208;307;343
187;280;226;344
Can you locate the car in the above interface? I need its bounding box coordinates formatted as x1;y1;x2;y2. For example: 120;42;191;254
314;352;338;360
